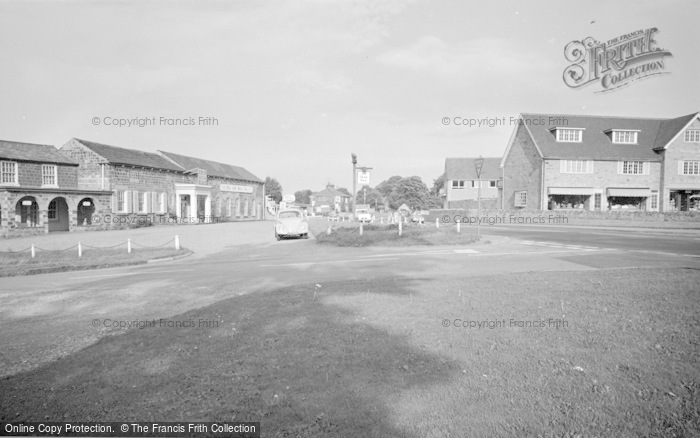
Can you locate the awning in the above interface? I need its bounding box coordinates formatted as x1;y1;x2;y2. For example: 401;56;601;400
607;188;651;197
547;187;594;195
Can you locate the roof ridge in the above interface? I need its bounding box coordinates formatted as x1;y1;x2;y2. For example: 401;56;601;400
519;112;688;121
74;138;163;156
0;139;55;147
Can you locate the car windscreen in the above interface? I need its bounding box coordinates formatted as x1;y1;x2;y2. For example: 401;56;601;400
278;211;301;219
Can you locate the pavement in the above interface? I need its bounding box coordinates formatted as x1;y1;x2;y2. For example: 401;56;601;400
0;220;276;257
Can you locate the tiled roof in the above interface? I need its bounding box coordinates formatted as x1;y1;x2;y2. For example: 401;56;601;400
518;113;699;161
445;157;502;180
72;138;184;171
158;150;262;183
0;140;78;165
311;187;351;198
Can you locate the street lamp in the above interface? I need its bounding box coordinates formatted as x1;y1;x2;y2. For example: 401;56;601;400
475;156;484;238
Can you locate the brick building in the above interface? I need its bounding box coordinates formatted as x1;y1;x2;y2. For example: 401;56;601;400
444;157;502;209
310;184;351;214
0;140;112;237
501;113;700;212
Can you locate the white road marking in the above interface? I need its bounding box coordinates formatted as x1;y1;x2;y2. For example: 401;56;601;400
261;258;400;267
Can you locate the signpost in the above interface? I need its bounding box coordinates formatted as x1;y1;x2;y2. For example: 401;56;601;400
475;156;484;238
350;153;373;216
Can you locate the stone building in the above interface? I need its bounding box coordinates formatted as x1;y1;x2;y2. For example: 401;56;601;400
0;140;112;237
443;157;502;209
501;113;700;212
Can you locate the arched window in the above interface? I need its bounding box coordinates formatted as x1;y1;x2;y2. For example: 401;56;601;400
15;196;39;227
77;198;96;225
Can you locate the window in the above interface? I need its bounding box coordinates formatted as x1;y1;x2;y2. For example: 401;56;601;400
620;161;646;175
116;190;127;213
650;191;658;210
682;161;700;175
470;181;478;188
136;192;147;213
41;165;57;186
560;160;593;174
155;192;164;213
685;129;700;142
612;130;638;144
514;191;527;207
48;200;57;220
556;129;583;142
452;180;465;189
1;161;18;185
489;180;497;187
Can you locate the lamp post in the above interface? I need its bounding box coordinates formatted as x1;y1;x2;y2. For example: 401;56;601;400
351;153;357;214
363;188;366;205
475;156;484;238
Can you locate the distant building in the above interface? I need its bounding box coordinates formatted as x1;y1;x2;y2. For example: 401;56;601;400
501;112;700;211
444;157;502;209
0;139;111;237
310;184;351;214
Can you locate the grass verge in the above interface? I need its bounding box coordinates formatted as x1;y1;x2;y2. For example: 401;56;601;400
1;268;697;436
314;223;480;247
0;247;190;277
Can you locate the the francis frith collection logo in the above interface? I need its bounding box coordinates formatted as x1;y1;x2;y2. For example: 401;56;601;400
563;27;672;93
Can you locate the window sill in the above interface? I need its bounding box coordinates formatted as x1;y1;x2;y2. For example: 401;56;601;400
0;182;20;187
41;185;59;189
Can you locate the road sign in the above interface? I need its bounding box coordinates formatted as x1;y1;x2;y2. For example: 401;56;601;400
475;157;484;179
282;194;295;203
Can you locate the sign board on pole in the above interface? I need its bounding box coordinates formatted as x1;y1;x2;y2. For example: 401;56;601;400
475;158;484;179
282;194;295;203
357;171;371;185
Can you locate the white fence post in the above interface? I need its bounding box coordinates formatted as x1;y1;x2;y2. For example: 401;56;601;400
127;239;132;254
359;223;363;235
78;242;82;258
31;244;35;258
398;220;402;236
435;218;439;229
457;222;461;234
175;235;180;250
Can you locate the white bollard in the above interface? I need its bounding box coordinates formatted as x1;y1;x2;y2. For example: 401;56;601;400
78;242;82;258
360;223;363;235
457;222;461;234
31;244;35;258
435;218;439;229
127;238;132;254
327;225;331;235
175;235;180;250
398;220;402;236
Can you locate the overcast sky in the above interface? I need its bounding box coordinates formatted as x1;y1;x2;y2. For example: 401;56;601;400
1;0;698;194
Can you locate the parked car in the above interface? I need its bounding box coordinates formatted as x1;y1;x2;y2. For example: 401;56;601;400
411;212;425;224
355;208;371;223
275;209;309;240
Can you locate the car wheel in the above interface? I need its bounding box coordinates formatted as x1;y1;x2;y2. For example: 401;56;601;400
302;233;309;239
275;232;281;241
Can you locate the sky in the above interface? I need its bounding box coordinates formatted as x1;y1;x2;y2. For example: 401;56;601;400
1;0;698;194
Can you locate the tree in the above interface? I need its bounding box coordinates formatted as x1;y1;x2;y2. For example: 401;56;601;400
431;172;446;196
387;176;431;210
294;189;313;204
355;185;383;207
264;177;283;203
336;187;351;196
376;175;402;198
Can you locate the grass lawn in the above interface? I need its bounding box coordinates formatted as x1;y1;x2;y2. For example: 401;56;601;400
1;268;698;437
0;247;189;277
311;220;481;247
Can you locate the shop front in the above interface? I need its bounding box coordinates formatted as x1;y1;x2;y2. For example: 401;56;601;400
667;187;700;211
606;188;652;211
547;187;594;210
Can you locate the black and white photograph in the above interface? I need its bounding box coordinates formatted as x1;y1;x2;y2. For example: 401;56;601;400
1;1;699;437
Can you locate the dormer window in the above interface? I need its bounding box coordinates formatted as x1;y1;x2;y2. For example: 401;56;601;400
554;128;584;142
610;129;639;144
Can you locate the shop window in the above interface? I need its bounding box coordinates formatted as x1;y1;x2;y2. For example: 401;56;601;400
607;196;646;210
78;198;95;225
549;195;589;210
15;197;39;226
